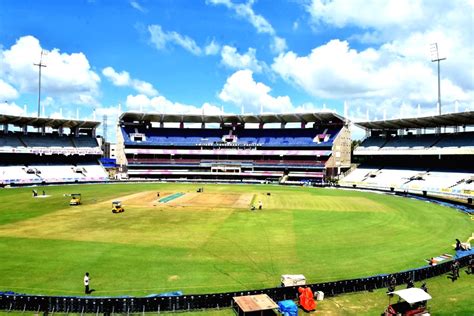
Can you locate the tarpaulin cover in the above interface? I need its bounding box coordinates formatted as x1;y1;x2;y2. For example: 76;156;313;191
278;300;298;316
145;291;183;297
298;287;316;311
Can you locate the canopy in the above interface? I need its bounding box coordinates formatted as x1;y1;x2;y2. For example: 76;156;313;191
389;288;432;304
355;111;474;130
120;112;346;125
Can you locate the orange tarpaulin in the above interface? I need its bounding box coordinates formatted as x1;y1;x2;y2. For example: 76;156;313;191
298;287;316;311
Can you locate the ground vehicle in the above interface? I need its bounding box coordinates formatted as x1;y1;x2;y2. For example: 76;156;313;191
69;194;82;206
112;201;125;213
384;288;431;315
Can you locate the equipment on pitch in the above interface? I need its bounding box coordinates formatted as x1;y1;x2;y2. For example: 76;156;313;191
112;200;125;213
69;193;82;206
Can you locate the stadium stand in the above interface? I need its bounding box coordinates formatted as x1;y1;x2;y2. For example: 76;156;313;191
117;112;351;183
0;114;108;186
341;111;474;203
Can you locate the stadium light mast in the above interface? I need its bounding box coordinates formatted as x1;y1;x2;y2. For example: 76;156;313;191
430;43;446;115
34;50;47;118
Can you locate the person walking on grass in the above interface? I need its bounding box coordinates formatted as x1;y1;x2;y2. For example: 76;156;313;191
84;272;95;294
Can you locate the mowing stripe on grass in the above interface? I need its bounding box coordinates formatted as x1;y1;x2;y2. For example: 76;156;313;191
159;192;185;203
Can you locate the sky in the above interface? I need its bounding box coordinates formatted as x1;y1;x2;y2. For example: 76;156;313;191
0;0;473;141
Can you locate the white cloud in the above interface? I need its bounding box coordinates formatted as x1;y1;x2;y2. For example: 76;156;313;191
207;0;287;53
0;35;100;106
102;67;131;86
271;36;287;54
0;79;19;101
220;45;264;73
148;25;202;55
102;67;158;97
0;101;25;116
125;93;223;115
130;0;147;13
204;40;221;56
295;0;474;120
306;0;425;30
273;39;469;105
218;69;292;112
292;21;299;31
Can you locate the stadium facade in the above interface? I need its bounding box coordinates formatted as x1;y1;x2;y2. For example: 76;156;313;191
0;114;108;186
340;111;474;204
116;112;351;183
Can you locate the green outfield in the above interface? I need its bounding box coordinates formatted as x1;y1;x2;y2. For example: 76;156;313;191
0;183;471;299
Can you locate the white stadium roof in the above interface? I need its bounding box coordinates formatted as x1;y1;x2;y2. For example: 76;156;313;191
0;114;100;129
355;111;474;130
119;112;346;125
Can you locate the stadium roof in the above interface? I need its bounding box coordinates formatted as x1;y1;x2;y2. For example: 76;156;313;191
119;112;346;125
355;111;474;130
0;114;100;129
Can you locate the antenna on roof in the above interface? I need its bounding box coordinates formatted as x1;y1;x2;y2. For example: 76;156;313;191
221;105;224;113
93;108;96;121
23;104;27;116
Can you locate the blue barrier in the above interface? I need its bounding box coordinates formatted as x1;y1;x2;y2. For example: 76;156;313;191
1;254;471;314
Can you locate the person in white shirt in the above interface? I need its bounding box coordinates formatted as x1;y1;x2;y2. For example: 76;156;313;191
84;272;95;294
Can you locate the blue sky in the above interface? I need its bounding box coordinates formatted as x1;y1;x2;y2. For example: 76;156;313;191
0;0;472;141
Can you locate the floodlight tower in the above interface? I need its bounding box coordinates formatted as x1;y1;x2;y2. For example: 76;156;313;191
430;43;446;115
34;50;47;118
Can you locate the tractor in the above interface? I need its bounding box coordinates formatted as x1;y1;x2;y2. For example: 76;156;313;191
69;193;82;206
112;201;125;213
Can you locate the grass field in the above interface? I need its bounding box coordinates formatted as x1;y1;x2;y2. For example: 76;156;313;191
0;183;471;302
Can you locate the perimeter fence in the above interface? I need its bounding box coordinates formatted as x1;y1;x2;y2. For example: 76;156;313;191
1;254;471;314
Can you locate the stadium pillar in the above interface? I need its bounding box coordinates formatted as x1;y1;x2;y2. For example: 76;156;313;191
180;122;184;129
281;122;286;129
22;124;27;135
201;122;205;129
41;125;45;135
3;123;7;133
301;122;306;129
259;122;264;129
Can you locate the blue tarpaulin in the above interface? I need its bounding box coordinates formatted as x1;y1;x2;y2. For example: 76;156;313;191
145;291;183;297
278;300;298;316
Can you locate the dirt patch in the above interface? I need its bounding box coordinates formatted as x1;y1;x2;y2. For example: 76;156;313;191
106;191;175;207
103;191;252;210
167;192;253;209
168;275;179;281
